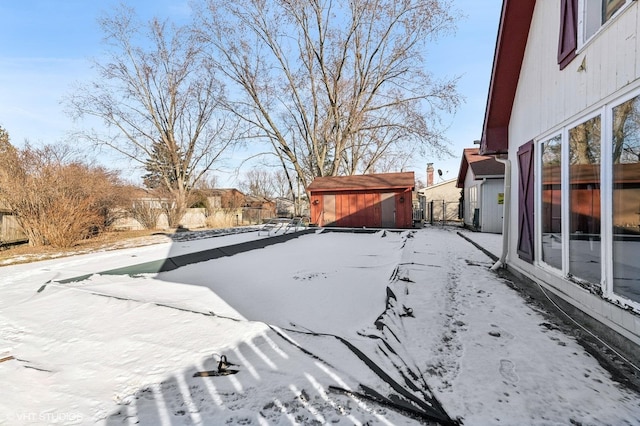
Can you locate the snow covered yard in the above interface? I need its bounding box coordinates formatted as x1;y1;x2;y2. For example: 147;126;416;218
1;228;639;425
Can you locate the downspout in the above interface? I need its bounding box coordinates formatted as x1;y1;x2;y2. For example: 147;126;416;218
491;155;511;271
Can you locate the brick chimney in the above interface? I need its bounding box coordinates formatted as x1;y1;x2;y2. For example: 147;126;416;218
426;163;434;187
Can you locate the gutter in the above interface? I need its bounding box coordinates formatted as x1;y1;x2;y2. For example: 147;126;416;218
491;155;511;271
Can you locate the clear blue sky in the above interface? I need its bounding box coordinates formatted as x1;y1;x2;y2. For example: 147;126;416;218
0;0;502;187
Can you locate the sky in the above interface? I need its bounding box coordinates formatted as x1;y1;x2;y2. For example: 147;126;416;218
0;0;502;187
2;227;639;424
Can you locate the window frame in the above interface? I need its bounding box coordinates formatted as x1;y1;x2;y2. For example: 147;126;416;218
566;112;603;287
533;87;640;312
577;0;634;50
536;133;564;273
603;87;640;306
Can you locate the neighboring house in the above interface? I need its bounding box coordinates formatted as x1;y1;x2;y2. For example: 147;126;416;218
209;189;280;225
417;164;461;224
307;172;415;228
243;194;276;224
275;196;311;218
456;148;505;233
203;188;245;227
112;188;241;230
207;188;246;210
275;197;296;218
481;0;640;346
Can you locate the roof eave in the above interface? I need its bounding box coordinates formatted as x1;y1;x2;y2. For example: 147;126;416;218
309;185;414;192
480;0;536;156
456;154;470;188
474;174;505;180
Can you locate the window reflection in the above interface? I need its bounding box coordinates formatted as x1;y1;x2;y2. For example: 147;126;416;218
568;116;601;285
541;135;562;270
584;0;629;41
612;97;640;303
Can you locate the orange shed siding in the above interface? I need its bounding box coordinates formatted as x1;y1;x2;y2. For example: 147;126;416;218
309;188;413;228
308;172;415;228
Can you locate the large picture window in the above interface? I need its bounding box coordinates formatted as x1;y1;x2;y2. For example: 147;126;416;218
611;96;640;303
536;93;640;307
568;116;601;285
541;135;563;270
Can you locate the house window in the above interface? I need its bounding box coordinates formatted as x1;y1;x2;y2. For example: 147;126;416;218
541;135;563;270
611;96;640;303
536;93;640;307
568;115;601;285
580;0;631;45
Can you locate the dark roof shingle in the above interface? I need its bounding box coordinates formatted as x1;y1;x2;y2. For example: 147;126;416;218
456;148;505;187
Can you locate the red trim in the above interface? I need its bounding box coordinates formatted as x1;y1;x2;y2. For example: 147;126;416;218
480;0;536;155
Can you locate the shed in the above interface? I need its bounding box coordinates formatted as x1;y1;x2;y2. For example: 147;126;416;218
456;148;505;233
307;172;415;228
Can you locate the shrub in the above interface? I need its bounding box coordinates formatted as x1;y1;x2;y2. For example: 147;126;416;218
0;134;124;248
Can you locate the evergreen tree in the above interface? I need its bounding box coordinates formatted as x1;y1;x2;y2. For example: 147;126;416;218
142;141;186;190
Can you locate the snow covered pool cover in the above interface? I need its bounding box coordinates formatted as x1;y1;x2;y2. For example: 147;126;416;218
1;228;639;424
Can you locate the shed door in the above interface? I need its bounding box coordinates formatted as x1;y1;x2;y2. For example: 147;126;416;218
381;193;395;227
323;194;336;226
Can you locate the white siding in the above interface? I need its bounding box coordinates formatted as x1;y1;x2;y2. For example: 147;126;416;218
510;0;640;263
506;1;640;345
480;179;505;234
463;170;478;227
512;2;639;146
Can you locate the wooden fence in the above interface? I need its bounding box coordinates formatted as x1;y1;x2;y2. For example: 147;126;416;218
0;212;27;245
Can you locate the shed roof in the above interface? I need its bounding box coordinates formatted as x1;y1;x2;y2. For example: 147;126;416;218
456;148;505;188
307;172;415;192
480;0;536;155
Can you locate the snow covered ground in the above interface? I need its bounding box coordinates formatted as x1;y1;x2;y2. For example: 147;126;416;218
1;227;639;425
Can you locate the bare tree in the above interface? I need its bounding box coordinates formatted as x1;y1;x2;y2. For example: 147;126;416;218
0;131;124;248
613;97;640;163
67;5;236;227
128;198;163;230
272;169;293;199
197;0;461;196
239;168;279;198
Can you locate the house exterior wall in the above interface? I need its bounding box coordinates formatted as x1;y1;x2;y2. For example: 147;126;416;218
506;1;640;345
463;171;479;228
462;171;504;233
480;179;505;234
419;179;461;223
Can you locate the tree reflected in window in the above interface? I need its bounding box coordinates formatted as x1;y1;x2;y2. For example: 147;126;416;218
612;97;640;303
568;116;601;285
541;135;562;270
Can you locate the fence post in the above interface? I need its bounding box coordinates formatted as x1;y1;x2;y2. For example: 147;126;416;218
429;201;434;225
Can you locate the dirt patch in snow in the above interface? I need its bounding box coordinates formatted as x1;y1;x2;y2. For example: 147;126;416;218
0;227;258;267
